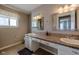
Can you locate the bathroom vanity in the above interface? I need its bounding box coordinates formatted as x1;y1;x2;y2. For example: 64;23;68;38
27;6;79;55
24;33;79;55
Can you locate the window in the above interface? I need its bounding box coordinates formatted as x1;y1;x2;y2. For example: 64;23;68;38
10;18;17;26
0;16;9;26
0;14;18;27
0;9;19;28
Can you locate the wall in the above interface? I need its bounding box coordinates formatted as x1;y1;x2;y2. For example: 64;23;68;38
31;4;66;32
31;4;79;35
0;5;30;48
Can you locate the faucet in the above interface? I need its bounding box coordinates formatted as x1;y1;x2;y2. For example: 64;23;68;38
46;31;49;36
46;31;51;36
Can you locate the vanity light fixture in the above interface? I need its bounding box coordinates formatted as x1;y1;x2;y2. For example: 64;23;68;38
58;7;63;14
37;15;42;19
58;4;78;14
70;4;78;11
33;16;37;20
33;14;43;20
64;5;69;12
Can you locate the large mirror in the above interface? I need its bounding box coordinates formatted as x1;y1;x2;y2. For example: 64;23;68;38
52;10;77;31
32;17;44;31
59;15;71;30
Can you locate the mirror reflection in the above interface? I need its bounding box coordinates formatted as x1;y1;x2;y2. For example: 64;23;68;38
52;10;77;31
32;17;44;31
59;15;71;30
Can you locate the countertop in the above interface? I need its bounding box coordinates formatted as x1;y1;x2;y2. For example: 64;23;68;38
26;33;79;49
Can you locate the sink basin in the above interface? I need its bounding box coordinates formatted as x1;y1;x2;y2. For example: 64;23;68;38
60;38;79;45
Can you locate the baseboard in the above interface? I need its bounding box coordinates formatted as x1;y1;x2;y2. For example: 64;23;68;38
0;41;22;51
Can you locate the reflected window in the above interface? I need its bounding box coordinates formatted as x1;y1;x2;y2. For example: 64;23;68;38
59;15;71;30
32;20;38;28
32;18;44;31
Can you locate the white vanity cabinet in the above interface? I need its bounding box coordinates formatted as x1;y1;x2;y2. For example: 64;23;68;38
24;36;32;51
40;39;79;55
40;40;58;49
32;37;40;43
24;35;79;55
40;40;79;55
31;38;40;52
24;36;40;52
57;44;79;55
40;40;50;46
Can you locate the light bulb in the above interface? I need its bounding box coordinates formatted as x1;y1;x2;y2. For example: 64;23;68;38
33;16;37;20
58;7;63;13
70;4;78;11
64;5;69;12
37;15;41;19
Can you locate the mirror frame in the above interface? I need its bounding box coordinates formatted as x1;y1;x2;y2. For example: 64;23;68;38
57;10;77;31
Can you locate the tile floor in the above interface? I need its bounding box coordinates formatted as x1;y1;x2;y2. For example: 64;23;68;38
0;43;53;55
0;44;25;55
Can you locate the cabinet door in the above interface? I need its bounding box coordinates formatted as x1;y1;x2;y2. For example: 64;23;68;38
40;40;50;46
24;37;39;52
58;45;73;55
32;38;40;42
24;36;32;50
40;40;58;49
49;42;58;49
31;38;40;52
58;44;79;55
58;49;76;55
24;36;29;49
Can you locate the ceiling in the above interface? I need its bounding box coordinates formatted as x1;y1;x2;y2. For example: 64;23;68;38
3;4;42;14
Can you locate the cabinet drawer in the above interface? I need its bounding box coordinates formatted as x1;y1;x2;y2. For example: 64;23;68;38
32;38;40;42
49;42;58;48
40;40;50;46
71;50;79;55
58;44;79;55
40;40;58;49
58;49;79;55
71;48;79;55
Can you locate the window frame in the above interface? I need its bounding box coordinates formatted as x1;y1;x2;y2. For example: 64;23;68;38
59;15;71;30
0;14;18;28
57;11;76;31
9;17;19;28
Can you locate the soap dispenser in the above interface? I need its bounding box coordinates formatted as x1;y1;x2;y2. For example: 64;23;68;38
46;31;49;36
